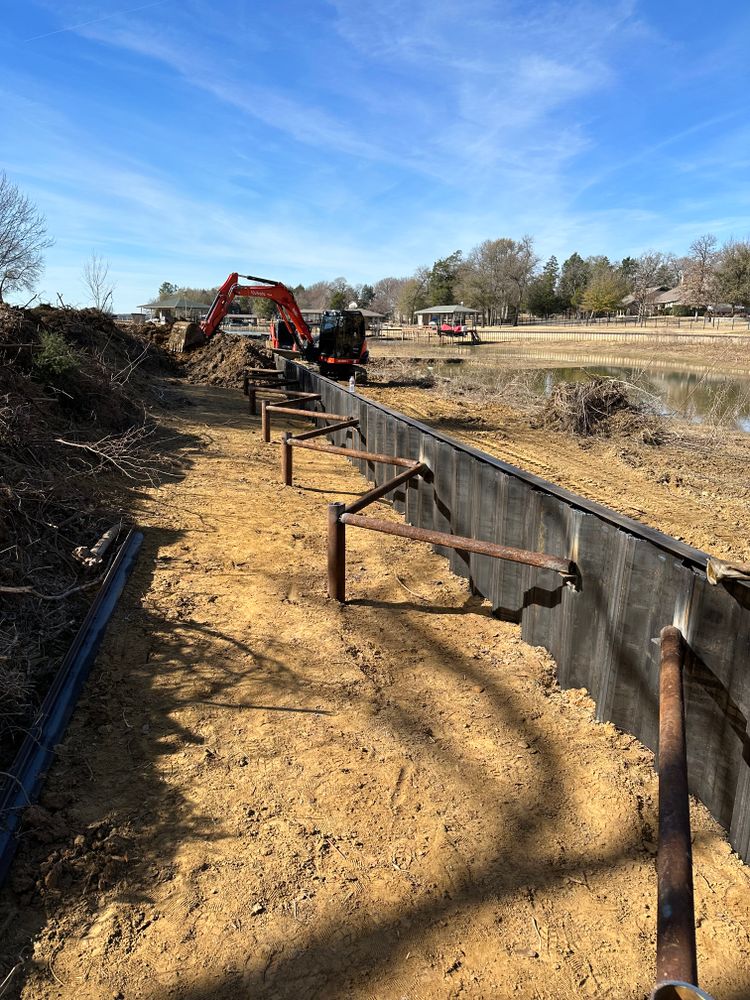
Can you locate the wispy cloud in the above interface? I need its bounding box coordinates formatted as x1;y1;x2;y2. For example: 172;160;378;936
25;0;172;42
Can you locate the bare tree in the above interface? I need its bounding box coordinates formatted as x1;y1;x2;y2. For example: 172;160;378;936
396;267;430;323
0;172;53;302
458;236;538;325
682;234;718;314
370;276;408;318
716;240;750;313
630;250;679;321
82;252;115;311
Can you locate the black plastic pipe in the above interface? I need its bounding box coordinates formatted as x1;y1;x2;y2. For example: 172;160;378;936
0;528;143;886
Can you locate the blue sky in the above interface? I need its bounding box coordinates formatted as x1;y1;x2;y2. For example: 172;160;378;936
2;1;749;311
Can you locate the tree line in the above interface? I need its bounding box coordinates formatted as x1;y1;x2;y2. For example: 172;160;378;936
158;235;750;325
1;171;748;322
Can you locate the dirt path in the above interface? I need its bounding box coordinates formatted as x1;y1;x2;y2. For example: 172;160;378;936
2;383;750;1000
362;385;750;565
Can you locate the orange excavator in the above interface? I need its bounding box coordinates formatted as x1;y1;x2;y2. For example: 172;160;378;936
169;272;369;379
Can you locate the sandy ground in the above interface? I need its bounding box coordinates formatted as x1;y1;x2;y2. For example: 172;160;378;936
371;337;750;377
361;382;750;565
2;383;750;1000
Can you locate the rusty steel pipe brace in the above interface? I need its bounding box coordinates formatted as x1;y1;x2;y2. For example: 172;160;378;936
342;512;574;574
267;405;354;421
292;418;360;442
247;383;306;415
262;402;354;442
328;507;576;602
344;464;426;516
288;440;419;468
281;421;361;486
656;626;699;991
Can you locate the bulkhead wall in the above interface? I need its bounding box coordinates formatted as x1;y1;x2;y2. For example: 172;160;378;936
278;360;750;863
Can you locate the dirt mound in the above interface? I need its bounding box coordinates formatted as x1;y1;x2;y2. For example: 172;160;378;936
0;304;177;770
535;377;665;442
181;332;275;387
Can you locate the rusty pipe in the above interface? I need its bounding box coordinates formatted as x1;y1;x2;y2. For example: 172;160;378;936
292;419;360;442
266;406;354;421
656;626;698;988
344;464;426;515
340;512;575;576
327;502;346;601
281;432;293;486
245;379;299;389
288;441;417;467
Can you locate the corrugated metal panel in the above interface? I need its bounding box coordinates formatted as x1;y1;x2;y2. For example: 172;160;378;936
276;362;750;862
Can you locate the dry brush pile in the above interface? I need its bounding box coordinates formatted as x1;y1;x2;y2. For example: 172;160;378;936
535;376;666;443
0;304;178;767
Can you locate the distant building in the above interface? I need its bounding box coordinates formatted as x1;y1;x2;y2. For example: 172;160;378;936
414;304;481;326
138;294;211;323
620;286;670;315
652;286;686;312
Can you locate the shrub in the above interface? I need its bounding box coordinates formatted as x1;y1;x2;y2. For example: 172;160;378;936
33;329;79;379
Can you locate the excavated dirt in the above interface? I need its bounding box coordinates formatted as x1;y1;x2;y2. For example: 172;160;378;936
362;385;750;565
180;333;274;387
1;383;749;1000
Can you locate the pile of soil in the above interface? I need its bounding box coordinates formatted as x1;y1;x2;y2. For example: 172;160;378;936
535;377;665;443
181;332;274;387
0;304;177;769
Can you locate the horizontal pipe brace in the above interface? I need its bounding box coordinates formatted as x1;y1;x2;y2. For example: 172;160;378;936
245;380;300;391
344;463;426;516
292;419;360;441
245;368;286;376
340;512;575;575
289;441;417;467
267;406;354;421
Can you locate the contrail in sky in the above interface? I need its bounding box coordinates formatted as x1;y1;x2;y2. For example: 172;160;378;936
25;0;171;42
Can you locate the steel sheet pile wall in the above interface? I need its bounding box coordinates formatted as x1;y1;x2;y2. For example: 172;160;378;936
279;360;750;861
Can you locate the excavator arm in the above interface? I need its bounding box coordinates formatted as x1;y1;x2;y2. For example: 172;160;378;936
201;273;316;359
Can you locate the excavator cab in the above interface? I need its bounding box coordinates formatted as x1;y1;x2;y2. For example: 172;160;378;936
317;311;368;378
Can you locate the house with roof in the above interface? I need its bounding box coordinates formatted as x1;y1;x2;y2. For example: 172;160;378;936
138;294;211;323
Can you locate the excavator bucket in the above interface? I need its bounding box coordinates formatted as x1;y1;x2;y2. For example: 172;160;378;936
168;322;205;353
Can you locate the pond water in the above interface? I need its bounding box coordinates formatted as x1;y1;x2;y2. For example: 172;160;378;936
427;361;750;431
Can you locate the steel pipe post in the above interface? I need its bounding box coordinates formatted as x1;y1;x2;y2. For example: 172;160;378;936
281;432;293;487
327;502;346;602
261;400;270;442
657;626;698;988
248;387;256;415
